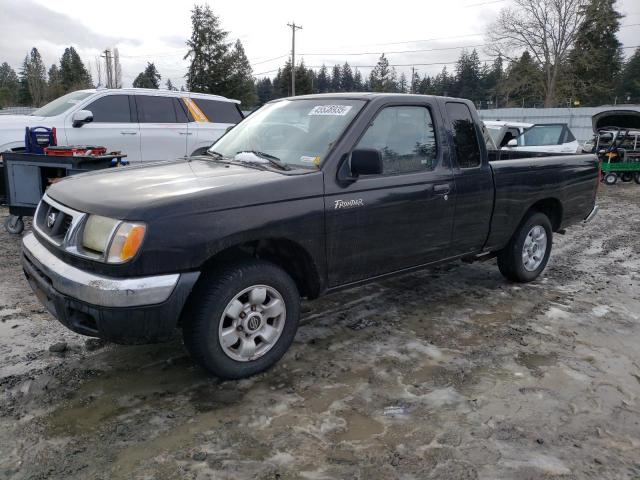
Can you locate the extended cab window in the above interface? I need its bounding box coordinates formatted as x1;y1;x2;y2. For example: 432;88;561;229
193;99;242;124
356;106;437;174
137;95;178;123
85;95;132;123
446;102;481;168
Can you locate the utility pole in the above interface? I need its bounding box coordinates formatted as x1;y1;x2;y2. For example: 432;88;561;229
101;49;113;88
287;22;302;96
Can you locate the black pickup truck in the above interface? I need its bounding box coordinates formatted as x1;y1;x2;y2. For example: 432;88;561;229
21;94;599;378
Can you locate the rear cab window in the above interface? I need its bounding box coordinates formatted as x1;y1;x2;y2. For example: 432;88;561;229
445;102;481;168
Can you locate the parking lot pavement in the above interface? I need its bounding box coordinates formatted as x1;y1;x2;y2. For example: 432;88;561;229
1;185;639;480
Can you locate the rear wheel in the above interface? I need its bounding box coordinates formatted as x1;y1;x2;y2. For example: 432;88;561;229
182;259;300;379
498;212;552;283
634;172;640;184
621;172;633;182
603;173;618;185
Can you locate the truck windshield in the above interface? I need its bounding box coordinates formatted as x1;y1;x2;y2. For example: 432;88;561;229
209;99;365;169
31;91;93;117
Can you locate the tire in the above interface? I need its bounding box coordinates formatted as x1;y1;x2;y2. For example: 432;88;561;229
634;172;640;185
497;212;553;283
182;259;300;379
4;215;24;234
603;173;618;185
621;172;633;182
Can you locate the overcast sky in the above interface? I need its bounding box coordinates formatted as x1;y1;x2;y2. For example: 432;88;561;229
1;0;638;90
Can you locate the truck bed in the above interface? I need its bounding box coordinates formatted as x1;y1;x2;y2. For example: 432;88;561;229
485;153;599;251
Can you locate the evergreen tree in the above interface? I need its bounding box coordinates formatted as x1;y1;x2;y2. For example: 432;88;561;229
454;49;482;101
482;55;504;108
330;64;342;92
502;51;545;107
432;66;454;96
133;62;161;88
20;48;47;106
369;54;397;92
185;4;232;95
353;69;364;91
227;39;256;106
47;64;64;100
0;62;20;107
165;79;176;90
341;62;354;92
564;0;623;106
295;60;313;95
256;77;274;104
316;64;330;93
59;47;92;92
398;72;408;93
417;75;432;95
410;70;420;94
619;48;640;103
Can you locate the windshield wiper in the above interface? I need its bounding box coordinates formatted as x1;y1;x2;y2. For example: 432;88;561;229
206;150;227;159
235;150;291;171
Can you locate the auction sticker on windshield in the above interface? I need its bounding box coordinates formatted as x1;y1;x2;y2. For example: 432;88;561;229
308;105;353;116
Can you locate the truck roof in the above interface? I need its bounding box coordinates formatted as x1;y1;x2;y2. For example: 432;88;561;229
274;92;472;103
74;88;240;104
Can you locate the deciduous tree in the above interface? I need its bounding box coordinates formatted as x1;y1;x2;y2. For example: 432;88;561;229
487;0;587;106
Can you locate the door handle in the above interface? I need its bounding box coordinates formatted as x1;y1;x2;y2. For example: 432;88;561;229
434;183;450;194
434;183;450;201
120;131;137;135
179;132;192;135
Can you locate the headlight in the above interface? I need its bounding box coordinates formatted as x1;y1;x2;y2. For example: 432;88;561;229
82;215;146;263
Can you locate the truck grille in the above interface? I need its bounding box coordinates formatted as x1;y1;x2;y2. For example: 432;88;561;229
34;195;86;247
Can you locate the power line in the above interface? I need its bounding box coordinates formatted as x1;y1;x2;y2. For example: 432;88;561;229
300;43;486;56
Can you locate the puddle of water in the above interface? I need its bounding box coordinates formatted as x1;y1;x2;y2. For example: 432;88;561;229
333;410;384;442
516;352;558;371
47;346;210;436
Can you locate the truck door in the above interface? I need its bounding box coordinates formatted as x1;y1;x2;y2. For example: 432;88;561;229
444;101;493;255
325;102;455;286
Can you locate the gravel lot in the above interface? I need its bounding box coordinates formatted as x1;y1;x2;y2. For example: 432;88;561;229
1;185;639;480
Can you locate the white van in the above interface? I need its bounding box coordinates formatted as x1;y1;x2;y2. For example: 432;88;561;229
0;88;243;162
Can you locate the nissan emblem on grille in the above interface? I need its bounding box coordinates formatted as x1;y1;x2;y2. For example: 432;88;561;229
47;212;57;228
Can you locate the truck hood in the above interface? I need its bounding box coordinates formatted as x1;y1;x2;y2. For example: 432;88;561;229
46;158;322;220
0;114;48;150
0;114;46;126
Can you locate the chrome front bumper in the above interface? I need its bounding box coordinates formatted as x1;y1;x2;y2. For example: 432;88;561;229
22;232;182;308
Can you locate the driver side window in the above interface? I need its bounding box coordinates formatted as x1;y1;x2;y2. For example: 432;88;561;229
355;106;437;175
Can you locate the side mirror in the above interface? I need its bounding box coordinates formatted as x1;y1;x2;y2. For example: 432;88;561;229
225;125;234;133
72;110;93;128
350;148;383;176
507;138;518;147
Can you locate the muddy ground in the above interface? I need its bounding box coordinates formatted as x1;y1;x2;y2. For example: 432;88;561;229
0;185;639;480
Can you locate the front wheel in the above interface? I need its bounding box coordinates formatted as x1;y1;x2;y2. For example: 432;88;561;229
182;259;300;379
497;212;552;283
634;172;640;185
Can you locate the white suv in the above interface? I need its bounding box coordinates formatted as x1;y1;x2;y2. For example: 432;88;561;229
0;88;243;162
